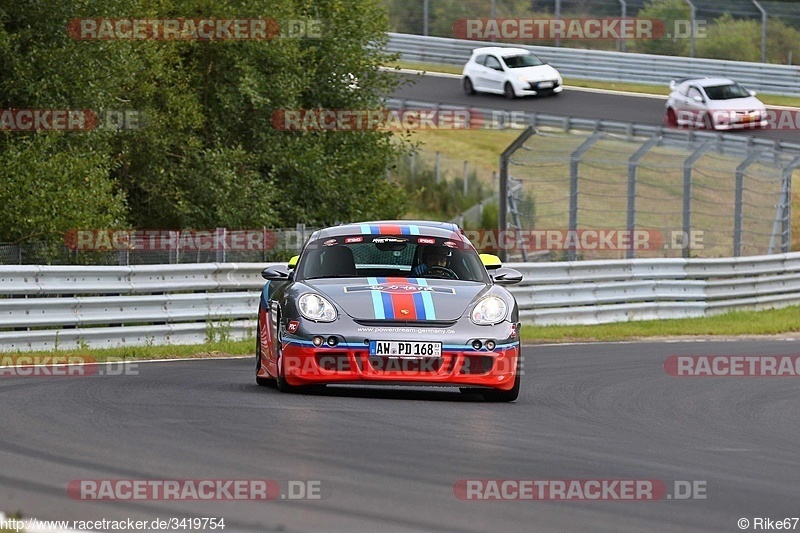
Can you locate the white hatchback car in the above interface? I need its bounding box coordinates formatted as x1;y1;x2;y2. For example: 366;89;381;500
461;47;563;99
664;77;767;130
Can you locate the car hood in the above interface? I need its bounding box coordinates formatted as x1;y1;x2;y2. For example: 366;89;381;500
512;64;559;81
706;96;765;111
307;278;489;322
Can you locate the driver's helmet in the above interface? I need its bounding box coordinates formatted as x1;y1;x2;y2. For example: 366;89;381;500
421;245;451;268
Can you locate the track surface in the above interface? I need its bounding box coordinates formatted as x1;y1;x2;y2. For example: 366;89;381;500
3;340;800;532
392;73;800;143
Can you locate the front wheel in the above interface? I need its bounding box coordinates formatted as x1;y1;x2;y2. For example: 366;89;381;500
255;324;275;387
503;82;516;100
482;358;521;402
664;108;677;128
463;77;475;95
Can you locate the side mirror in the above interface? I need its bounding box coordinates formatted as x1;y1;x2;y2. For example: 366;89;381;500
480;253;502;270
492;267;523;285
669;80;676;91
261;266;291;280
749;89;757;97
287;255;299;269
692;95;703;103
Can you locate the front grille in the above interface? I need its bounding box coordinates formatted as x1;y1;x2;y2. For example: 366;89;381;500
459;355;494;375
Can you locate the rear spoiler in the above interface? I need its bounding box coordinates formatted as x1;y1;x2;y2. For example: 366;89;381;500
670;77;709;91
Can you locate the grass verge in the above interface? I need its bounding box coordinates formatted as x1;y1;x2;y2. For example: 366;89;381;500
522;305;800;342
0;339;254;362
391;60;800;108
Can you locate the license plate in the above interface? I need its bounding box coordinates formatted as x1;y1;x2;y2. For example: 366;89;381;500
740;115;755;123
538;81;554;89
369;341;442;357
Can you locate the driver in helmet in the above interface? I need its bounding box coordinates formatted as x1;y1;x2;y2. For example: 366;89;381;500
412;245;451;276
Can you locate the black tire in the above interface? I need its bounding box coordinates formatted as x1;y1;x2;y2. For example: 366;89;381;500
503;82;516;100
664;108;677;128
255;324;275;387
463;77;475;95
481;358;521;402
275;341;297;393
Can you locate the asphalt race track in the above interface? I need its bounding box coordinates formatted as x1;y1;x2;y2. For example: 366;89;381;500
392;72;800;143
3;340;800;532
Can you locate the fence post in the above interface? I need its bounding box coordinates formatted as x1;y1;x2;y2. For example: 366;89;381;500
683;140;713;258
410;152;416;177
734;153;761;257
569;132;605;260
463;161;469;196
685;0;697;58
499;126;536;262
435;151;441;183
627;136;660;259
618;0;627;52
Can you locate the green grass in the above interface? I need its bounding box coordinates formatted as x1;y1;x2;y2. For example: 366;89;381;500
0;338;254;363
522;305;800;342
392;60;800;108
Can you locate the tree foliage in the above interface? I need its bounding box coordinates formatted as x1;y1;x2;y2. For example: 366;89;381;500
0;0;408;246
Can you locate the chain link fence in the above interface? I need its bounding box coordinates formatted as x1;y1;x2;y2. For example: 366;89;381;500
501;126;799;261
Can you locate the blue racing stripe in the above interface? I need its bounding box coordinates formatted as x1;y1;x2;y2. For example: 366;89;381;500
367;276;384;319
380;291;395;319
415;278;436;320
412;291;426;319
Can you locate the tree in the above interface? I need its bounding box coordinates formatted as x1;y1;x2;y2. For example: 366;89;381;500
0;0;409;250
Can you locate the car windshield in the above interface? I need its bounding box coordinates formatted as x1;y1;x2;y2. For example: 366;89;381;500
502;54;544;68
704;84;751;100
298;235;488;283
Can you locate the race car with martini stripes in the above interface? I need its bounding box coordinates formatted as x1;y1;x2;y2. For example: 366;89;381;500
256;221;524;402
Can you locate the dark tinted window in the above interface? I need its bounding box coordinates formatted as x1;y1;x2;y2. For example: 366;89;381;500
704;84;751;100
502;53;544;68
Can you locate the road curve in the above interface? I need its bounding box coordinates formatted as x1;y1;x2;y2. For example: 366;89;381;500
3;340;800;532
392;72;800;143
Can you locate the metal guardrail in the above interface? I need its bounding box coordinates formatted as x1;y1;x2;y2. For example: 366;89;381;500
0;263;266;352
387;32;800;97
2;256;800;351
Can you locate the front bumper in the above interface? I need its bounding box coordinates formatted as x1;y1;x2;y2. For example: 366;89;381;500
279;339;520;390
515;79;563;96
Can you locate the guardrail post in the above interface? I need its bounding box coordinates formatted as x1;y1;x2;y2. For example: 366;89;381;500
626;136;660;258
568;132;605;261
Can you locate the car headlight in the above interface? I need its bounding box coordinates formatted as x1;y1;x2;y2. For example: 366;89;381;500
298;293;337;322
470;296;508;325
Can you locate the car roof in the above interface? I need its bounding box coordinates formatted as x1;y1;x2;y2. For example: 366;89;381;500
472;47;532;57
678;77;736;87
309;220;466;240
